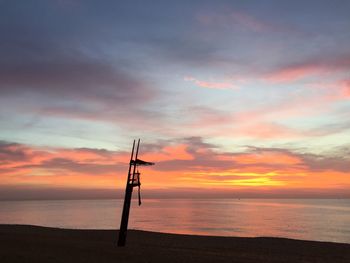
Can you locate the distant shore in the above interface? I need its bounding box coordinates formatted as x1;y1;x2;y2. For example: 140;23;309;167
0;225;349;263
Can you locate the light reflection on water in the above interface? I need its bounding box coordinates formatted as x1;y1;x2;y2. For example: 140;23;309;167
0;199;349;243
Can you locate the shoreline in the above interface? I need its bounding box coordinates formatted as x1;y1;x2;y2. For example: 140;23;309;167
1;223;348;245
1;224;350;262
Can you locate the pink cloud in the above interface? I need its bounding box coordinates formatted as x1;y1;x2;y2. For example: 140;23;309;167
309;78;350;102
184;76;237;90
341;79;350;98
234;122;303;139
265;64;321;83
179;78;350;139
265;55;350;83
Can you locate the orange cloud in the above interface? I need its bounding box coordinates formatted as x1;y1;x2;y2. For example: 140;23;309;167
232;151;302;166
1;139;349;197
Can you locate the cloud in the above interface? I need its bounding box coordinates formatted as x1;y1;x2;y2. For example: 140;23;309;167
21;158;117;175
345;80;350;91
151;138;301;172
0;141;30;163
0;139;349;197
179;104;323;139
264;54;350;83
234;122;303;139
0;39;158;124
153;139;350;179
0;53;153;104
0;141;126;174
1;2;350;198
184;76;237;90
0;2;165;131
245;146;350;173
301;153;350;173
339;79;350;98
196;9;285;33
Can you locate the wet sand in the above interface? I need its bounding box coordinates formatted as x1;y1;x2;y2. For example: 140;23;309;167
0;224;349;263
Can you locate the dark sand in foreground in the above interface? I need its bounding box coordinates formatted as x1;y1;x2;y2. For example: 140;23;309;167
0;225;349;263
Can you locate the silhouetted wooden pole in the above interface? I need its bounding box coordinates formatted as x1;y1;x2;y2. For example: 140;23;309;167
117;139;154;247
117;139;139;246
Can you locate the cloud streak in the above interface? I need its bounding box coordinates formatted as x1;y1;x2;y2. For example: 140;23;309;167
184;76;237;90
264;54;350;83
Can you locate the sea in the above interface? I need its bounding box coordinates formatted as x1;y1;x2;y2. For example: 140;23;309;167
0;198;349;244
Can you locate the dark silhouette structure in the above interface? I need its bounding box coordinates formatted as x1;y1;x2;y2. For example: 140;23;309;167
117;139;154;246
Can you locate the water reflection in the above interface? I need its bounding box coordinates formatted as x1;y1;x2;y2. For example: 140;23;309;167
0;199;349;243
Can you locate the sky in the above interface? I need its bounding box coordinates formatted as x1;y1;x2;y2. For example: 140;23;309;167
1;0;350;199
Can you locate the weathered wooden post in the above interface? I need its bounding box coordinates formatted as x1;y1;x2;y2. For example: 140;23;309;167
117;139;154;246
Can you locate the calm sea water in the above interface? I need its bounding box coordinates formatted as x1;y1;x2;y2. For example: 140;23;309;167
0;199;349;243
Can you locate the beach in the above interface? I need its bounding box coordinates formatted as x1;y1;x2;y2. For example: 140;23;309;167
0;225;349;263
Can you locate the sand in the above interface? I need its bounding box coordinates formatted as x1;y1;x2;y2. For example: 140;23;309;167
0;225;349;263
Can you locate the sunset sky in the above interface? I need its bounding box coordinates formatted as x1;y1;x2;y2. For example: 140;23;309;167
1;1;350;199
